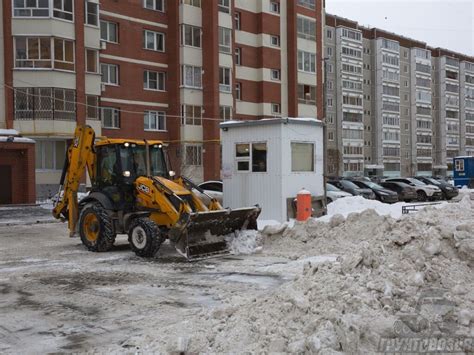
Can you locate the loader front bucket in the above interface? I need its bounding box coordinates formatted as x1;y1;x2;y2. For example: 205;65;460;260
169;206;261;260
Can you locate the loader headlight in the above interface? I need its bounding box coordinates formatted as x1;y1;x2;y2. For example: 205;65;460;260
123;170;131;177
124;142;130;147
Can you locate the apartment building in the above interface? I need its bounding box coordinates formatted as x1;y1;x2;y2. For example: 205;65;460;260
325;14;474;178
1;0;325;198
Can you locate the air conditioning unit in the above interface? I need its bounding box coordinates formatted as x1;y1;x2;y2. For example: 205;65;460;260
101;83;106;92
100;41;107;50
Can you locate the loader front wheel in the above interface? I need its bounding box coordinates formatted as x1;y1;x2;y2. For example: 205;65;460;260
79;203;116;252
128;218;165;258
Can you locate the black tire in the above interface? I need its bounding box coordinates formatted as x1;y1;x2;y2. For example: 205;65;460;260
128;218;165;257
417;190;427;202
78;203;116;252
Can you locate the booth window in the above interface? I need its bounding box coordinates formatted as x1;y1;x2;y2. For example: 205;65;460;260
291;142;314;172
235;142;267;172
455;159;464;172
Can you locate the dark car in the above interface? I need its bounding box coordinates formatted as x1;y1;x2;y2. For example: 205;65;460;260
413;177;459;200
380;181;418;202
384;178;443;201
347;179;399;203
328;179;376;199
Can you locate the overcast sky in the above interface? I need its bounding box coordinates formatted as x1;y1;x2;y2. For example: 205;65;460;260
326;0;474;56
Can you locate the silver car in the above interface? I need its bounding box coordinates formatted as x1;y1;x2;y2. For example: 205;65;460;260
326;183;352;203
194;180;223;205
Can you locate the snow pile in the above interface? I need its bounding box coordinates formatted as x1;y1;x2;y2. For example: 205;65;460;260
226;230;263;255
183;196;474;353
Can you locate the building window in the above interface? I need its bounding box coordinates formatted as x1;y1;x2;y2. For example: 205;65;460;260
326;29;333;39
53;0;73;21
181;0;201;7
270;1;280;13
235;47;242;65
271;69;281;81
101;107;120;128
100;21;118;43
144;70;166;91
326;47;333;57
328;131;334;141
219;67;231;92
85;1;99;26
101;63;119;85
181;105;202;125
85;49;99;73
218;0;230;13
297;50;316;73
54;38;75;71
272;103;281;114
143;30;165;52
327;98;333;107
327;63;333;73
220;106;232;121
14;37;52;69
181;65;202;88
13;0;49;17
86;95;99;120
270;35;280;47
144;111;166;131
234;12;241;30
181;24;201;48
291;142;314;172
235;143;267;172
185;145;202;166
143;0;165;12
236;82;241;100
218;27;232;53
297;0;315;10
236;143;250;171
35;140;67;170
297;84;316;104
297;16;316;40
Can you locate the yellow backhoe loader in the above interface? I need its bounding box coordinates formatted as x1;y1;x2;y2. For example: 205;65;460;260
52;125;261;260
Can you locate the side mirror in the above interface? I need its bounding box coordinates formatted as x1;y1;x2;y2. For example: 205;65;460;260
169;170;176;177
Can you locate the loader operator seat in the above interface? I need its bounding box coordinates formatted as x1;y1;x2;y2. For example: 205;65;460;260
99;146;119;185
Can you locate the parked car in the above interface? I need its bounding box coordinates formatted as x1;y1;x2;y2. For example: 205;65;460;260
384;178;442;201
328;179;376;199
326;183;352;203
194;180;223;205
379;181;418;202
413;177;459;200
347;179;399;203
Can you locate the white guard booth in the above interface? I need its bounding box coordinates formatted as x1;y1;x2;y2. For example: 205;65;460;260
220;118;324;222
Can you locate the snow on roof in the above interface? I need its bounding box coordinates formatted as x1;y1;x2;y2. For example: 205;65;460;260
221;117;323;129
0;129;20;136
0;136;35;144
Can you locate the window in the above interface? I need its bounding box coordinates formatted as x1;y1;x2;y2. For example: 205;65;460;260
14;87;76;120
342;95;363;106
328;132;334;141
327;98;333;107
297;50;316;73
326;29;333;39
144;111;166;131
220;106;232;121
100;21;118;43
144;70;166;91
343;112;363;123
382;53;399;66
85;49;98;73
342;63;362;74
235;82;241;100
219;27;232;53
383;85;400;97
234;12;241;30
341;28;362;41
270;2;280;13
182;0;201;6
272;103;281;114
235;47;241;65
291;143;314;172
327;81;333;90
181;65;202;88
185;145;202;166
35;140;67;170
218;0;230;13
297;0;315;10
181;105;202;125
143;30;165;52
326;47;333;57
101;107;120;128
270;35;280;47
381;39;400;52
455;159;465;172
53;0;73;21
101;63;119;85
271;69;281;81
14;37;51;69
219;67;231;92
13;0;49;17
236;143;250;171
54;38;74;71
297;16;316;40
416;63;431;74
144;0;165;12
181;25;201;48
85;1;99;26
342;128;364;140
342;46;362;58
342;80;362;91
86;95;99;120
297;84;316;104
327;64;333;73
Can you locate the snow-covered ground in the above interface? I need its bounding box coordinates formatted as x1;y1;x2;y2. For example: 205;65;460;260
0;192;472;353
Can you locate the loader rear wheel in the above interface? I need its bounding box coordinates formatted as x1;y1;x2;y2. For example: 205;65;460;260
79;203;116;252
128;218;165;258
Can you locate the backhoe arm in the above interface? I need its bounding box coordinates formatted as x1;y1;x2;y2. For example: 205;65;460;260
52;125;96;237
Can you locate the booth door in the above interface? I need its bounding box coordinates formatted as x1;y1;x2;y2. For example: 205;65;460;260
0;166;12;204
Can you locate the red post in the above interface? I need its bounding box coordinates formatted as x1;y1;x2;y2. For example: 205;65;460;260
296;189;312;222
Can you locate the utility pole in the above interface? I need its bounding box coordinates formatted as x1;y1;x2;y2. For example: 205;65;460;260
322;57;329;201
